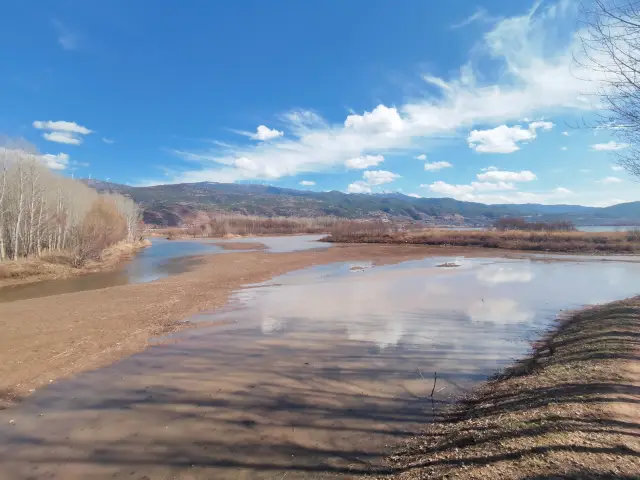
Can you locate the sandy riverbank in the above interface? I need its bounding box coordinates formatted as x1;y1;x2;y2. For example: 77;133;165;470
0;243;495;408
0;239;152;289
380;297;640;479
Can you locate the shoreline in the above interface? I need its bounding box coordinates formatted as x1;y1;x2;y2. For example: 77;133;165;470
325;229;640;255
0;239;152;289
380;297;640;479
1;243;496;409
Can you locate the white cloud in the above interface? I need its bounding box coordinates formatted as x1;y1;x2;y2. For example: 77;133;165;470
33;120;92;134
476;265;535;285
33;120;92;145
467;121;553;154
43;132;82;145
102;137;115;144
345;154;384;169
347;169;400;193
468;125;535;153
560;146;568;151
40;152;70;170
476;169;537;182
599;176;623;184
407;193;422;198
562;131;570;136
363;170;400;185
347;181;371;194
251;125;284;141
528;120;554;131
154;3;612;185
554;187;573;195
591;141;630;151
611;165;624;171
299;180;315;186
424;161;453;172
425;180;516;197
415;154;427;160
450;7;493;29
467;298;535;324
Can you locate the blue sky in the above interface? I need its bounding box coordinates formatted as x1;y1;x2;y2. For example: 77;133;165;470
1;0;637;206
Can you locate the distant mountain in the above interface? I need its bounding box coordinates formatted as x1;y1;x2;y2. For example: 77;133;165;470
82;180;640;227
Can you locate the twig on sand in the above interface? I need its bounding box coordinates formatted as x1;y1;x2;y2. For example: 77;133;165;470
430;371;438;397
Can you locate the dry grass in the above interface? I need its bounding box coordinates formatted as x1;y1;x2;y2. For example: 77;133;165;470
380;297;640;480
154;215;385;239
327;228;640;254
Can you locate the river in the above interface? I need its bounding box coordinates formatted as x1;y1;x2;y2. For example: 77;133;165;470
0;250;638;479
0;235;329;303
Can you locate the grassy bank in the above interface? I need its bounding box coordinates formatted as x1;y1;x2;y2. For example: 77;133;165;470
381;297;640;479
326;229;640;254
0;239;151;287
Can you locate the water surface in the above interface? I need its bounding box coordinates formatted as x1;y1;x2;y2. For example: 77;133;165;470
0;238;222;303
0;255;638;479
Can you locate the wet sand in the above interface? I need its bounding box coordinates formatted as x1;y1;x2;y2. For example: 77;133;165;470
0;243;487;407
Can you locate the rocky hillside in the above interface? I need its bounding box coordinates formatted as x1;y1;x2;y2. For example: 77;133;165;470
83;180;640;227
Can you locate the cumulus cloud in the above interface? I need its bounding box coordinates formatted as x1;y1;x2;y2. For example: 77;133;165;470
415;154;427;160
33;120;92;145
424;161;453;171
467;121;553;154
562;131;570;136
347;181;372;194
363;170;400;185
554;187;573;194
476;169;537;182
425;180;516;197
591;141;630;151
345;154;384;169
155;2;610;185
347;169;400;193
251;125;284;141
599;176;623;184
299;180;315;186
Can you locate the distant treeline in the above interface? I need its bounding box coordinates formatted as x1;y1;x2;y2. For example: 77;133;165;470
494;217;576;232
0;144;141;266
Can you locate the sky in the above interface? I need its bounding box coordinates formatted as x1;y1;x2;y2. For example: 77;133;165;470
1;0;638;207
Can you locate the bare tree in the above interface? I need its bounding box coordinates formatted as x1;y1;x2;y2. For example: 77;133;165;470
580;0;640;178
0;139;143;264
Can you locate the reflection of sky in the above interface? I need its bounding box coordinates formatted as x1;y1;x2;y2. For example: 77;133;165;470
217;257;640;360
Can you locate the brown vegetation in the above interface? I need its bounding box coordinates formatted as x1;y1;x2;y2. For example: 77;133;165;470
326;228;640;253
156;214;386;239
381;297;640;479
494;216;576;232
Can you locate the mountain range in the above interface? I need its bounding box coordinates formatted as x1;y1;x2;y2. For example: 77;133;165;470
83;180;640;227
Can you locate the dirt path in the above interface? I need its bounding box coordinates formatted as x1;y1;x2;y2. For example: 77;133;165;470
381;297;640;479
0;243;488;408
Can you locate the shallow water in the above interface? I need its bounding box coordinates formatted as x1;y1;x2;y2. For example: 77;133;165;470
212;233;331;252
0;255;639;479
0;238;222;303
0;235;331;303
